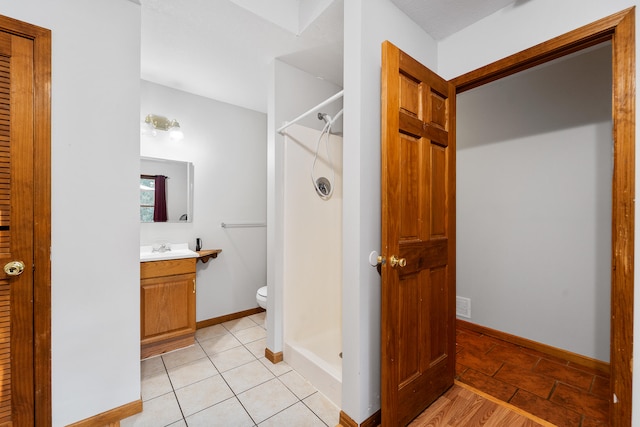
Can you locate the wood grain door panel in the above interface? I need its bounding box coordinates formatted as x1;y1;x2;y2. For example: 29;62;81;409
141;273;196;344
381;41;456;426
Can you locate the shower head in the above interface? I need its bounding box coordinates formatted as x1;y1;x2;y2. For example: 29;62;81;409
317;112;331;123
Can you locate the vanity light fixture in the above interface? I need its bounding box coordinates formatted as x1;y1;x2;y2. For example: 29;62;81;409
142;114;184;141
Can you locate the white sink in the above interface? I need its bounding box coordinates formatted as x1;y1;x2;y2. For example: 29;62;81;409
140;243;199;262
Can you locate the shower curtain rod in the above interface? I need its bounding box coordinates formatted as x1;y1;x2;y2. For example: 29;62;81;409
276;89;344;134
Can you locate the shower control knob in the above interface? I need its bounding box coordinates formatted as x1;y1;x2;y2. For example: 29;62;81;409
390;255;406;268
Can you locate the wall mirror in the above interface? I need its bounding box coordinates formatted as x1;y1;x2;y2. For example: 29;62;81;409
140;157;193;223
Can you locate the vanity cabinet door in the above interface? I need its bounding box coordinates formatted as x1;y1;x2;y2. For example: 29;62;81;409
140;272;196;345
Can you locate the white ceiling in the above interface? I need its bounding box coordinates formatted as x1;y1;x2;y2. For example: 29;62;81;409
140;0;518;113
389;0;520;40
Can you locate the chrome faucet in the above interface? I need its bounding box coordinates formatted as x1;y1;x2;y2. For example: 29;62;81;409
152;243;171;253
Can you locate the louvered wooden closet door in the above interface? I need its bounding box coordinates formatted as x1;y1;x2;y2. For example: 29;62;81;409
0;49;11;423
0;30;36;425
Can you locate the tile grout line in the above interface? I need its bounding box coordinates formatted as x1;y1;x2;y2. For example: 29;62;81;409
232;315;334;426
213;350;260;426
159;354;188;425
256;400;306;426
165;327;261;425
196;334;259;425
546;380;559;401
273;375;326;421
299;392;331;427
138;313;339;426
200;320;279;426
587;373;597;395
181;395;246;427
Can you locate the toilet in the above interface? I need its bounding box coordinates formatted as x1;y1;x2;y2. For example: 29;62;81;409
256;286;267;309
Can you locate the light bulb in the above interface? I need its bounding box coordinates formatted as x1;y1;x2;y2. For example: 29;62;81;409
169;120;184;140
140;120;156;136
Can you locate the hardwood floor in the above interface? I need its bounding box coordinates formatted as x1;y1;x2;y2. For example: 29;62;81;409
372;324;609;426
410;382;551;427
455;325;609;426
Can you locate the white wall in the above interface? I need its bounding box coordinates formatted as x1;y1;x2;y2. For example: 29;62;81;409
141;80;267;321
457;45;612;361
438;0;640;423
0;0;142;425
342;0;437;422
267;60;342;354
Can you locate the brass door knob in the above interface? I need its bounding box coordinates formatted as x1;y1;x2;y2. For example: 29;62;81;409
390;255;406;268
4;261;25;276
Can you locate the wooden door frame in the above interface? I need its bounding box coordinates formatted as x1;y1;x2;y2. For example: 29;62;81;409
451;8;634;427
0;15;51;426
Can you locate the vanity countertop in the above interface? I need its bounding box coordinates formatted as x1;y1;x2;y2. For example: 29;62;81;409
140;243;199;262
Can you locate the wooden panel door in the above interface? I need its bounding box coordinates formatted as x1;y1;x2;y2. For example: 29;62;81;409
381;41;456;426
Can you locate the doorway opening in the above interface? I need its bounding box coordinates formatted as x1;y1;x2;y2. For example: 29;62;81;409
454;42;612;424
451;8;634;426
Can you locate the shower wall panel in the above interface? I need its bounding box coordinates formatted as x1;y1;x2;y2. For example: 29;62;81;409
283;124;343;347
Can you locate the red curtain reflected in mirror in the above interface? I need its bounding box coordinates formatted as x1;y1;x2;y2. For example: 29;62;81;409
153;175;168;222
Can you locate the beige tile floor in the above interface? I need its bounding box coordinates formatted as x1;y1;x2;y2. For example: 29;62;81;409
122;312;340;427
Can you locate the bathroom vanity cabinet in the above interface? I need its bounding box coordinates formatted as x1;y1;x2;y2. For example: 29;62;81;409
140;258;196;359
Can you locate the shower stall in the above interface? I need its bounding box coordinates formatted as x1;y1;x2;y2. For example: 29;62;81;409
269;59;344;407
282;120;343;406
